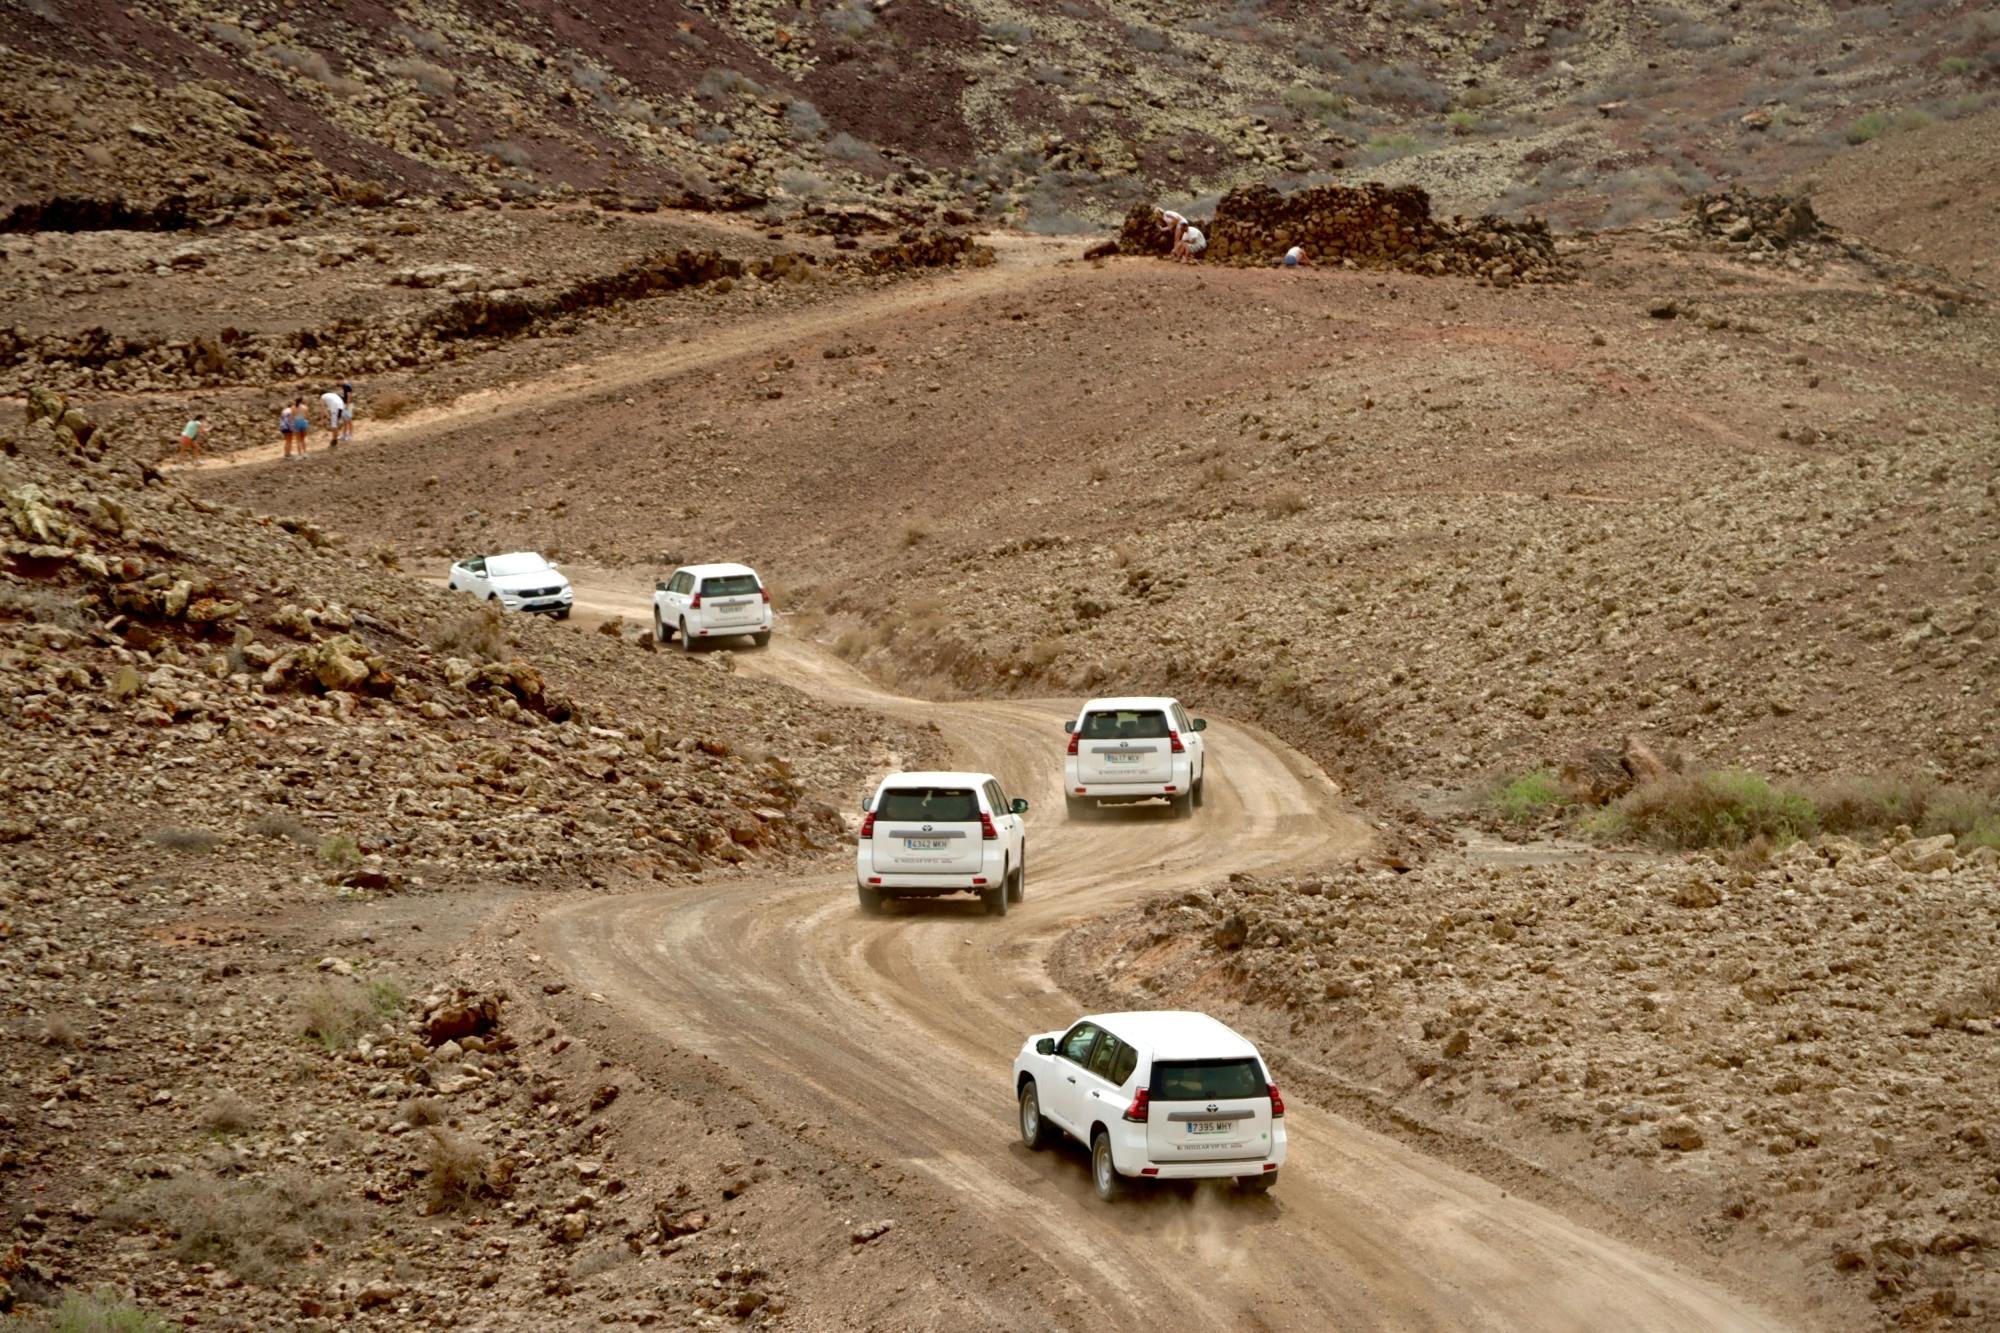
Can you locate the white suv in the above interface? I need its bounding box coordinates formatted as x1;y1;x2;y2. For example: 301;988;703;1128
445;551;574;618
1063;696;1207;819
855;771;1027;916
653;563;773;650
1013;1010;1286;1201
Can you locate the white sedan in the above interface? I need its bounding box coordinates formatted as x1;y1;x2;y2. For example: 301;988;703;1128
446;552;574;618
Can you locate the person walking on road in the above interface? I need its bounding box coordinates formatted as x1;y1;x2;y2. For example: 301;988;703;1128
320;386;347;450
177;415;208;459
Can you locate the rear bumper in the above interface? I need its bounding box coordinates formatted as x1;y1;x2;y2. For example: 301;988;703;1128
857;873;990;896
1069;781;1181;802
1109;1121;1286;1177
691;614;772;637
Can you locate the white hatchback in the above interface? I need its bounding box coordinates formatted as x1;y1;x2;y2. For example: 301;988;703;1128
855;771;1027;916
1013;1010;1286;1201
445;551;574;618
653;563;772;650
1063;696;1207;819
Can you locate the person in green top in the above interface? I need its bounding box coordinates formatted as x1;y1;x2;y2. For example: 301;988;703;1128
177;415;208;459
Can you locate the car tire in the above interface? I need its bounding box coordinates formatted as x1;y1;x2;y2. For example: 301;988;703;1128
1172;788;1195;819
1007;851;1025;904
678;620;695;653
1237;1169;1279;1194
555;607;571;621
752;631;772;648
1019;1081;1056;1151
1091;1130;1125;1202
981;877;1009;917
655;613;671;643
857;884;882;915
1193;770;1206;808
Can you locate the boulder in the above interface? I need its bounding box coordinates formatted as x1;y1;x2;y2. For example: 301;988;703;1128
1890;834;1958;875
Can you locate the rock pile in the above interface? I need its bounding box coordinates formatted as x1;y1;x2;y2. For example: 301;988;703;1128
1116;183;1568;283
1061;831;2000;1321
1683;191;1824;251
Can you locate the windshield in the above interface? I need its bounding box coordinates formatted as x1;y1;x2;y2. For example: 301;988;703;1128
1150;1058;1266;1101
700;574;761;597
1081;710;1170;740
876;788;979;822
485;553;551;578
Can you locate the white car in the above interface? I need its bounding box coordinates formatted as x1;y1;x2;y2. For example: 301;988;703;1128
1063;696;1207;819
653;563;773;650
1014;1010;1286;1201
446;552;574;618
855;771;1027;916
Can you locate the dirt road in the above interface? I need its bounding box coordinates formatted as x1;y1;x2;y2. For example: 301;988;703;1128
512;577;1789;1330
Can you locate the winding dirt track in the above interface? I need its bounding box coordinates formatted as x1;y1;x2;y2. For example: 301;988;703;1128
534;583;1787;1331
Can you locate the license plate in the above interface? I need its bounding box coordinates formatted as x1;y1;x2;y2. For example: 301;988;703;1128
1187;1121;1234;1135
904;838;948;851
1106;752;1143;764
718;598;751;606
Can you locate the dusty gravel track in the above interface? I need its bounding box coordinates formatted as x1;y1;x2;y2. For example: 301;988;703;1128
522;580;1790;1331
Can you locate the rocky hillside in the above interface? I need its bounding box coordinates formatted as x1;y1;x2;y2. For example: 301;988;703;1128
0;390;933;1325
1055;831;2000;1326
3;0;1993;237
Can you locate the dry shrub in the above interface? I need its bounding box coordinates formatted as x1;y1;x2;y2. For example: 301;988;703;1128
198;1091;259;1134
384;56;455;96
832;627;869;659
899;520;931;547
295;977;399;1051
146;827;220;853
1265;488;1309;517
1024;638;1064;670
249;811;314;846
1808;774;2000;845
1597;771;1817;849
372;390;417;420
422;1128;493;1211
1199;458;1243;487
107;1169;362;1286
40;1013;83;1048
36;1287;168;1332
399;1096;446;1127
432;606;509;662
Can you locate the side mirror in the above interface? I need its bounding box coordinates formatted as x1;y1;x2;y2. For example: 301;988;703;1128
1035;1037;1056;1056
1062;720;1076;734
1191;719;1208;732
860;797;873;814
655;581;667;593
1010;798;1029;815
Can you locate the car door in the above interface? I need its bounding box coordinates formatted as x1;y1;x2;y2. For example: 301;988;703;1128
464;559;490;600
1046;1022;1101;1133
663;571;690;625
1174;702;1204;779
985;779;1024;865
1079;1029;1137;1128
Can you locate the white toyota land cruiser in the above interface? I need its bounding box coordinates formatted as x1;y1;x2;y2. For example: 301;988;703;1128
1013;1010;1286;1201
1063;695;1207;819
653;563;773;650
855;771;1027;917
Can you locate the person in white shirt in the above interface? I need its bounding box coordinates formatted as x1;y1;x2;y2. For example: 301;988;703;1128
1174;226;1207;264
1156;207;1188;254
1282;244;1311;268
320;388;347;449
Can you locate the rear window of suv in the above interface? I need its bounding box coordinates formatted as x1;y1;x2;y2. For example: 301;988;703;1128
700;574;761;597
877;788;979;821
1150;1058;1266;1101
1080;710;1170;740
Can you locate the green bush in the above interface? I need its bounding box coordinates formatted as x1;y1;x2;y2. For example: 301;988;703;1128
1596;770;1818;849
1494;770;1568;824
1282;85;1348;122
1844;110;1894;143
37;1288;169;1332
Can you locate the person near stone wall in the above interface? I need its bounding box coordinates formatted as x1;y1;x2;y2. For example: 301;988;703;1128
1174;225;1207;264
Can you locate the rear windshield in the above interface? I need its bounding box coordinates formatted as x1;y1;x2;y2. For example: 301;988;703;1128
876;788;979;822
700;574;761;597
1151;1058;1266;1101
1081;710;1170;740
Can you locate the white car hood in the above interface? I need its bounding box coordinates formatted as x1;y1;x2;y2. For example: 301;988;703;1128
488;570;569;593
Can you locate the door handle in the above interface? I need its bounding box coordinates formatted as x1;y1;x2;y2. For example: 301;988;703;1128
1066;1076;1076;1084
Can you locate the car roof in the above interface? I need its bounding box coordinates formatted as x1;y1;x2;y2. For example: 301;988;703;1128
1077;696;1181;713
675;562;760;578
1080;1011;1257;1059
467;551;549;565
875;771;997;788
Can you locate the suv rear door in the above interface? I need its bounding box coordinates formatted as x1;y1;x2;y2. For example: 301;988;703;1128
869;785;985;875
1145;1056;1274;1167
1075;708;1174;784
699;573;764;630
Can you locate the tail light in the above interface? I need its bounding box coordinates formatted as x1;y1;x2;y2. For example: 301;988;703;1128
859;812;876;838
1066;731;1079;756
759;586;770;603
690;592;703;609
979;813;998;841
1169;730;1185;754
1122;1089;1150;1123
1268;1083;1285;1117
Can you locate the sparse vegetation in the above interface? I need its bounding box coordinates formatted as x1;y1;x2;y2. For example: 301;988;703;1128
899;520;931;547
1265;489;1309;517
824;0;876;39
107;1169;363;1287
399;1096;447;1127
422;1128;495;1212
372;389;417;420
1843;108;1934;143
1281;85;1347;123
198;1091;259;1134
316;833;360;868
480;140;533;170
1494;770;1568;825
40;1013;82;1048
35;1288;169;1332
824;132;884;167
384;56;455;97
777;169;829;197
784;99;826;139
295;974;401;1051
985;19;1033;46
250;811;315;845
1588;770;1817;849
695;68;762;101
